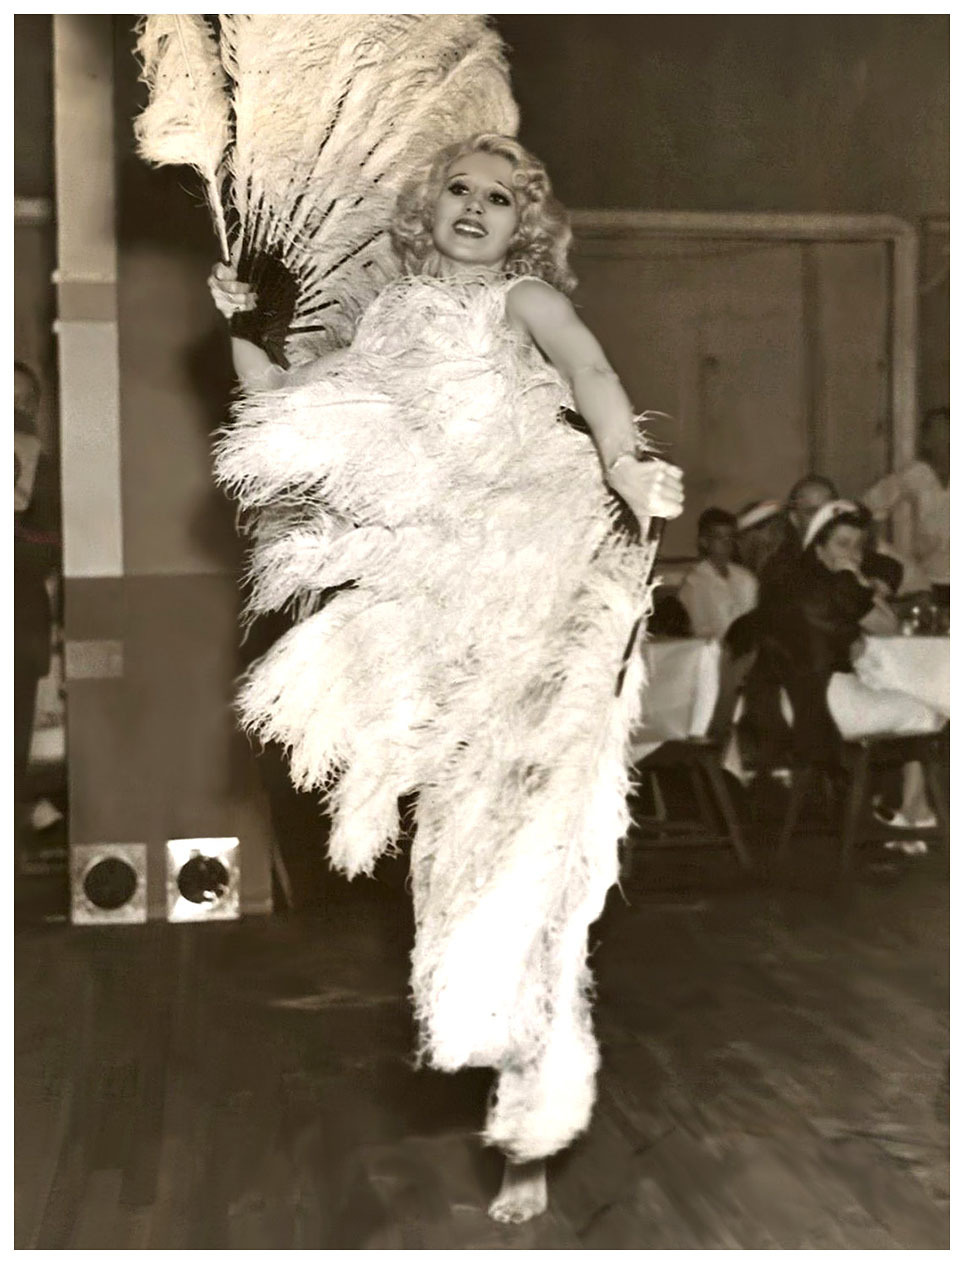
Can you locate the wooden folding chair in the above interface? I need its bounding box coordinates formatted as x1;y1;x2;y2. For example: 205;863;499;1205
627;639;752;871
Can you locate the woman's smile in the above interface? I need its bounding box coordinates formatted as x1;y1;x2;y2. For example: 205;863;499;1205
452;217;488;238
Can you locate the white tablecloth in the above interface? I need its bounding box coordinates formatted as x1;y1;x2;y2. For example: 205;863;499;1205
853;635;950;717
629;638;721;761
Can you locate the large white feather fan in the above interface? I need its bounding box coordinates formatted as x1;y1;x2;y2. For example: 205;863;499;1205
134;14;519;365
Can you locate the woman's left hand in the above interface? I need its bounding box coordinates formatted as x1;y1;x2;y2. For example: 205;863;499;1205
208;262;257;321
607;457;684;524
861;594;900;636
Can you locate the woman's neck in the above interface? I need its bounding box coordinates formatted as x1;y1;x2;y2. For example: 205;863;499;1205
433;254;507;281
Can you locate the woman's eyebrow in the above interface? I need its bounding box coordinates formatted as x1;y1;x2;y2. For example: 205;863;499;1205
447;171;513;194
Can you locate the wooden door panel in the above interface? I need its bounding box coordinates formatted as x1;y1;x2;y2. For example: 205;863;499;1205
810;241;890;499
572;238;806;555
572;230;894;557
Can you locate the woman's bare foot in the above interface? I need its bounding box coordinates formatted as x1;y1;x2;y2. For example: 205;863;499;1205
488;1158;548;1223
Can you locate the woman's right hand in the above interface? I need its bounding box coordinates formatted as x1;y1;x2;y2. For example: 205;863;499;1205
607;456;685;525
207;263;257;321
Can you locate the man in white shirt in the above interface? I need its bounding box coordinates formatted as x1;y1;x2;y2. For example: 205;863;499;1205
678;507;758;640
863;407;950;589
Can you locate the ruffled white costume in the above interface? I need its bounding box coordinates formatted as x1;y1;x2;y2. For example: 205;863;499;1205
215;275;655;1161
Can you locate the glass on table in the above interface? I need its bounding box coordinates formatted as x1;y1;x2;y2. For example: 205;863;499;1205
931;584;950;635
893;591;944;636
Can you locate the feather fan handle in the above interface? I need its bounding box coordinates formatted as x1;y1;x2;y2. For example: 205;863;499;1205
134;14;231;262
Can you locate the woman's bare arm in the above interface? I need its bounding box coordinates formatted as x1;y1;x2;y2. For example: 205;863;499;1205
208;263;289;391
229;337;290;391
506;279;683;525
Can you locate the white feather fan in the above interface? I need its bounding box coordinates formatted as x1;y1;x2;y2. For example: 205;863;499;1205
134;14;519;365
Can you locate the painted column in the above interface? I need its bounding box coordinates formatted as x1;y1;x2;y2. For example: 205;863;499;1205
53;15;273;918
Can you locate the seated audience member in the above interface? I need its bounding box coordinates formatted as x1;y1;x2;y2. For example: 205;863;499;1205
14;362;61;844
862;548;903;599
852;501;932;599
759;473;839;595
862;406;949;593
734;499;788;578
724;499;784;658
759;500;942;827
647;582;693;638
678;507;758;640
850;502;904;598
729;475;839;771
787;473;840;543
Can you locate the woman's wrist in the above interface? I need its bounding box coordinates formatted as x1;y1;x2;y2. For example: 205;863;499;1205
605;444;651;487
605;452;637;482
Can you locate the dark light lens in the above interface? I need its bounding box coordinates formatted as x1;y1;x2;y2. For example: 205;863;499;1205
177;855;230;905
83;857;138;910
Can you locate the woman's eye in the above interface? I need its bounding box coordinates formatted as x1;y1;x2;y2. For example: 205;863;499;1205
448;181;467;196
490;192;511;206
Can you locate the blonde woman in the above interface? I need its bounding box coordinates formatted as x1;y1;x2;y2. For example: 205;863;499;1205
210;134;683;1222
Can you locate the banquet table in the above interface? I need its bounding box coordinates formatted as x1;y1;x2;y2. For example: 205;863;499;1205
629;638;721;762
628;633;950;770
853;635;950;717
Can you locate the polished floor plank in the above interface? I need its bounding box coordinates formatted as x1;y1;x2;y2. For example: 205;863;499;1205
16;845;948;1249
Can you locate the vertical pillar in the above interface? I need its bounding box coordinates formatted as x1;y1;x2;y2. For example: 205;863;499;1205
53;16;273;918
889;230;919;558
53;17;132;885
53;14;123;580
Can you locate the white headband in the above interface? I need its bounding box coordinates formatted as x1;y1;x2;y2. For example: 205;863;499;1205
802;499;859;551
735;500;782;532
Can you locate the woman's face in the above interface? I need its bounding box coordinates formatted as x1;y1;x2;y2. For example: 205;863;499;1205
431;151;519;273
815;522;865;573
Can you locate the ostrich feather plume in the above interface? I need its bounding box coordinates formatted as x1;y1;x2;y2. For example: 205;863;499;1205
217;14;518;359
134;14;231;260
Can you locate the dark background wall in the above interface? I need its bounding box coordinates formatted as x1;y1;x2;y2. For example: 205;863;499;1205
492;16;949;415
17;15;949;212
496;14;948;220
14;15;54;198
112;15;241;578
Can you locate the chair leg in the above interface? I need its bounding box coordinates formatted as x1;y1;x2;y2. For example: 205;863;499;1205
650;770;667;823
840;746;871;873
640;770;672;839
700;749;753;871
922;753;950;841
688;762;717;836
820;771;838;826
775;766;814;867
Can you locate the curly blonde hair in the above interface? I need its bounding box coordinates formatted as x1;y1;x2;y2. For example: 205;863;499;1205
390;134;576;293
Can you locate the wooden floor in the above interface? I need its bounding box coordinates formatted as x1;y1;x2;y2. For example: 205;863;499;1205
16;807;949;1249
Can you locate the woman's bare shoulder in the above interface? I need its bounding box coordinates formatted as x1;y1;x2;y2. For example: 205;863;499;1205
504;277;574;331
